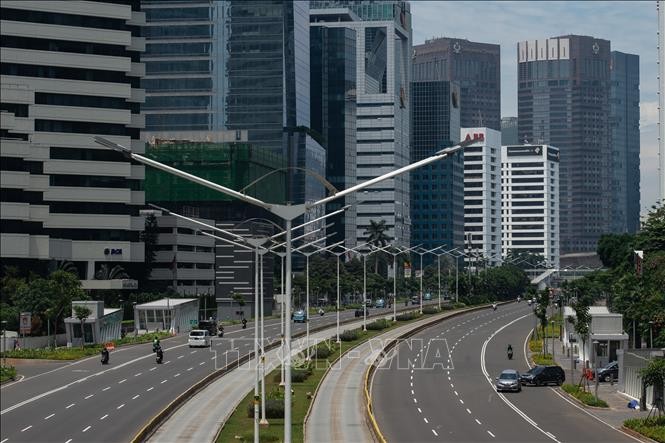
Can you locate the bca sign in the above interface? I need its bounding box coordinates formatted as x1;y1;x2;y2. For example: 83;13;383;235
463;132;485;142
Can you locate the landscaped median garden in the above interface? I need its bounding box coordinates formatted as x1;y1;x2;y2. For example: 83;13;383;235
216;304;466;443
623;417;665;443
0;331;173;361
0;365;17;383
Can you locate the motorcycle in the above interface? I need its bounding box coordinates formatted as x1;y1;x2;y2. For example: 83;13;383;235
318;308;325;316
507;346;513;360
101;348;110;365
218;326;224;338
241;318;247;329
156;346;164;364
492;304;497;311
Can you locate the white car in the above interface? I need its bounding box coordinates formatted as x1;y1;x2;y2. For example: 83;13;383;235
188;329;211;348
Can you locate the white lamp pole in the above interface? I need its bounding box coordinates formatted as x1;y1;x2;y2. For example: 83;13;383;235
94;135;472;443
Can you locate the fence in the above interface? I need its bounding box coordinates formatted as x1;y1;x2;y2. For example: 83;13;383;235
618;348;660;406
1;334;67;351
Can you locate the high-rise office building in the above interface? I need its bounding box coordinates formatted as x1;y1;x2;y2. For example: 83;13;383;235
310;1;413;247
412;37;501;131
410;79;463;257
610;51;640;233
518;36;612;253
501;144;560;268
0;1;145;283
310;25;358;249
501;117;519;146
461;128;502;267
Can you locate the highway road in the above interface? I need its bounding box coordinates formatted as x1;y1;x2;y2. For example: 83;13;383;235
0;304;411;443
372;303;637;443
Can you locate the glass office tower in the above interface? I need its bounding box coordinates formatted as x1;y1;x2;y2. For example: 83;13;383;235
610;51;640;234
310;26;358;248
410;80;463;259
518;36;612;254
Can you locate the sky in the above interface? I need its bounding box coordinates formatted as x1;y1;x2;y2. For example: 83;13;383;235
410;1;661;214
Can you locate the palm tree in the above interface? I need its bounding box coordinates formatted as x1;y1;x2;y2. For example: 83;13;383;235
95;264;129;280
364;220;391;274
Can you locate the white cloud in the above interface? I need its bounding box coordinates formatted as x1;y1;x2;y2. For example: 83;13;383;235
640;101;659;127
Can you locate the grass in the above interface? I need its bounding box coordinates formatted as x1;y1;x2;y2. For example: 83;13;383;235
217;307;454;443
0;331;172;360
532;353;554;366
624;416;665;443
0;366;17;383
561;383;608;408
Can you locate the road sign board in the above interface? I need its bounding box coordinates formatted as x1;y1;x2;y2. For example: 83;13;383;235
19;312;31;334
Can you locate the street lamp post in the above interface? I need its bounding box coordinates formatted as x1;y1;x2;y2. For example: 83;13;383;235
94;135;472;443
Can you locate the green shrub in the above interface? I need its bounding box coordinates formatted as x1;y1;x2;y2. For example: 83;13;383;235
561;384;608;408
452;302;466;309
1;346;102;360
366;319;391;330
396;312;421;322
624;417;665;443
291;368;312;383
532;354;554;366
529;339;543;353
339;329;361;342
247;399;285;419
0;366;17;382
422;306;440;315
312;342;336;359
345;303;362;310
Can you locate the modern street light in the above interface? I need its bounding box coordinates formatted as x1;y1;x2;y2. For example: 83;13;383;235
375;244;419;320
413;246;444;314
94;135;473;443
430;247;460;309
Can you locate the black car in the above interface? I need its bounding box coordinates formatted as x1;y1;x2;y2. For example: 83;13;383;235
596;361;619;382
520;365;565;386
355;307;369;317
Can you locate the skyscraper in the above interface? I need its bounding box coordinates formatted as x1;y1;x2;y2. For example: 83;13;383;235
310;25;358;248
518;36;612;253
412;37;501;131
0;0;145;283
610;51;640;233
501;117;519;146
410;79;463;256
310;1;413;247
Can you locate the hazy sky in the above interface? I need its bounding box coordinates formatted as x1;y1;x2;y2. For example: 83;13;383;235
410;1;660;214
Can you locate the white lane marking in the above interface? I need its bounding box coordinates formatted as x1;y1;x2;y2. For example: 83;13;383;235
410;382;413;387
134;372;142;376
211;357;215;360
432;430;439;436
487;430;495;438
480;313;560;442
546;432;558;439
21;425;32;432
117;404;125;410
164;361;170;364
66;403;75;409
424;417;429;424
459;399;464;404
190;350;197;354
450;383;454;388
82;425;91;432
160;379;167;384
177;355;184;359
44;413;55;419
147;387;154;392
454;390;458;396
417;407;422;413
84;394;94;399
100;414;108;420
466;408;472;414
174;373;181;377
199;362;205;366
1;439;8;443
65;440;72;443
411;389;414;395
413;398;417;404
475;419;482;425
118;378;127;384
187;367;193;371
132;395;140;400
149;367;156;371
102;386;110;391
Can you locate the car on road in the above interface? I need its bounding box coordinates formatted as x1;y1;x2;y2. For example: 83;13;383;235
596;361;618;382
424;293;432;301
411;295;419;305
293;309;307;323
496;369;522;392
188;329;211;348
355;307;369;317
375;299;385;308
520;365;565;386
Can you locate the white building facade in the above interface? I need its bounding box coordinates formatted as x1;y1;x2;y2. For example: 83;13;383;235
310;4;413;247
0;1;146;283
461;128;502;267
501;144;560;268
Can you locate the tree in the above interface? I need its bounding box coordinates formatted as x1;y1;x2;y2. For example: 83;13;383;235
534;288;550;354
597;233;634;269
639;357;665;414
73;305;92;348
140;213;159;280
46;270;87;345
363;220;391;274
95;264;129;280
572;297;592;379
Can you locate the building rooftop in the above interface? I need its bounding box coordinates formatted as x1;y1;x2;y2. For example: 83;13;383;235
136;298;198;308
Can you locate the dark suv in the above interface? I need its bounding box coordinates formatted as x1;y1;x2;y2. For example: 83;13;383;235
596;361;619;382
520;365;565;386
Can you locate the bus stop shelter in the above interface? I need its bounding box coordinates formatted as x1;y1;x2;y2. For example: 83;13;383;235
134;298;198;334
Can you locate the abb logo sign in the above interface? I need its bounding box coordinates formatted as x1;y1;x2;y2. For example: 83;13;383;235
463;133;485;142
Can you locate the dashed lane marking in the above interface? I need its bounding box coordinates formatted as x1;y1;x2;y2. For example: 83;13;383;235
66;403;75;409
82;425;91;432
432;430;439;436
100;414;108;420
132;395;140;400
102;386;110;391
21;425;32;432
117;404;125;410
487;431;495;438
146;387;154;392
118;379;127;384
44;413;55;420
84;394;94;399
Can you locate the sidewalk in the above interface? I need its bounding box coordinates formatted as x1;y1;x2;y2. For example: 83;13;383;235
550;338;651;429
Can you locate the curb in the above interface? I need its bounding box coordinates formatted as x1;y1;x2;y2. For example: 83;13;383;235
132;303;435;442
363;302;511;443
620;425;661;443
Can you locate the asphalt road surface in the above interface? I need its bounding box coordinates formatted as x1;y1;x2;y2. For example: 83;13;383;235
0;304;413;443
372;303;636;443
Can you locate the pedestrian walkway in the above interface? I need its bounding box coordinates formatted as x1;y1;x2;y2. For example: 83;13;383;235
550;337;651;429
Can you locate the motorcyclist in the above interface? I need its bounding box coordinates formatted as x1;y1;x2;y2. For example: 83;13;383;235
241;318;247;329
152;336;160;352
155;345;163;364
101;347;109;365
218;324;224;337
492;303;497;311
507;344;513;360
318;308;325;316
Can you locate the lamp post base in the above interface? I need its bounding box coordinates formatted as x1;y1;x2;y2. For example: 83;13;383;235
260;419;269;426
